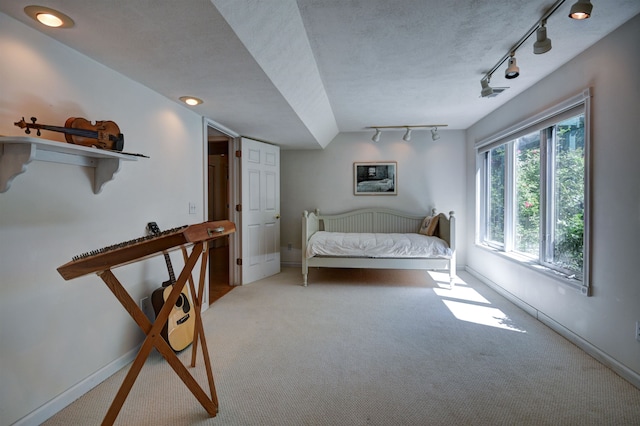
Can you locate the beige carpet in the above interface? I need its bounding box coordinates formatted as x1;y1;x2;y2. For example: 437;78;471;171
43;267;640;425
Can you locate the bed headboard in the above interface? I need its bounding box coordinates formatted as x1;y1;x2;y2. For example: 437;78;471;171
302;208;455;249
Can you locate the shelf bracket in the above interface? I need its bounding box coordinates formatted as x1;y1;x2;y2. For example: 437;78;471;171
94;157;122;194
0;142;36;193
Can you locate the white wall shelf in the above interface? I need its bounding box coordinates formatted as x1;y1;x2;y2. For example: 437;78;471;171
0;136;141;194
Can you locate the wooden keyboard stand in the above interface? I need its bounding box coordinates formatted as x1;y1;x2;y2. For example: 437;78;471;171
57;221;236;425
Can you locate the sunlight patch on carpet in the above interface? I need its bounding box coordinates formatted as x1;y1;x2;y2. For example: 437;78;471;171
441;299;527;333
429;272;527;333
433;286;490;304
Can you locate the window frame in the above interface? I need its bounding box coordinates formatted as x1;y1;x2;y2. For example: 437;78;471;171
475;89;592;295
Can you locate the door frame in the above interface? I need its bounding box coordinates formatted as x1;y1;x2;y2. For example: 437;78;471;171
202;118;241;308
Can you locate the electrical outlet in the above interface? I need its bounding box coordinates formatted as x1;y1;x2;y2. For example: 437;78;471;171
188;202;197;214
140;297;153;320
636;321;640;342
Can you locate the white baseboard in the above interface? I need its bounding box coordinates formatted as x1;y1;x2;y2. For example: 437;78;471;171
13;345;140;426
465;266;640;390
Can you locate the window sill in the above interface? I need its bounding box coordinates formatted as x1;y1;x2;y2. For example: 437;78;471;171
475;243;589;296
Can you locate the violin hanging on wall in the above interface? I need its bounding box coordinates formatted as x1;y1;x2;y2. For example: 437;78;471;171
14;116;124;151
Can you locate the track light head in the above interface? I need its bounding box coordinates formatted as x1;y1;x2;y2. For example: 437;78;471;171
533;23;552;54
403;128;412;142
505;54;520;79
372;128;381;142
569;0;592;20
481;78;494;98
431;128;440;141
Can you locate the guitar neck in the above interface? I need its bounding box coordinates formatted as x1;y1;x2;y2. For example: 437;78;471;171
163;252;177;285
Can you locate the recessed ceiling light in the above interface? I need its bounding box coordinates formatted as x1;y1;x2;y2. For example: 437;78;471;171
179;96;204;106
24;6;74;28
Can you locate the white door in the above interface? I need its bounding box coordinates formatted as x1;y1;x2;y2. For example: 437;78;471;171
240;138;280;284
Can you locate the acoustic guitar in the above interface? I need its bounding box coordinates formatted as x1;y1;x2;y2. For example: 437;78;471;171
148;222;195;352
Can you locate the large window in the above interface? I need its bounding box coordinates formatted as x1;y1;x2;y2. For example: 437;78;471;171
477;90;591;294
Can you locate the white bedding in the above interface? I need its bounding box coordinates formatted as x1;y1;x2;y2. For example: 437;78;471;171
306;231;452;259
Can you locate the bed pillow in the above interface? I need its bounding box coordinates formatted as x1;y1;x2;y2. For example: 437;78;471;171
419;215;439;236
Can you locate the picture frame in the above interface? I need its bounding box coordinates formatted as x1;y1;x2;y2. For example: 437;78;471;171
353;161;397;195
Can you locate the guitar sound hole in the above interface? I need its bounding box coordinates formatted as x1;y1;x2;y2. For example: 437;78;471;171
175;293;191;313
175;294;184;308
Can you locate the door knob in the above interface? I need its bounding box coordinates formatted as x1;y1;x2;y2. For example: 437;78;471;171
275;214;281;219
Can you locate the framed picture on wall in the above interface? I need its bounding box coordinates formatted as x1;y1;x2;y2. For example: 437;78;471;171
353;161;397;195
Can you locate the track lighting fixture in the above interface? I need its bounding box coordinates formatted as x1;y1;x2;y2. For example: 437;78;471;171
505;53;520;79
481;78;494;98
480;0;594;97
480;0;593;98
372;128;381;142
533;21;552;54
367;125;448;142
569;0;592;20
480;77;508;98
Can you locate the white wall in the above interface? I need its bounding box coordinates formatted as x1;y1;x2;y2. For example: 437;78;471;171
281;130;467;268
465;14;640;379
0;14;207;425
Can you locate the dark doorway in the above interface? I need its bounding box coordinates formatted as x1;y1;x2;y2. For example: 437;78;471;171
207;136;233;304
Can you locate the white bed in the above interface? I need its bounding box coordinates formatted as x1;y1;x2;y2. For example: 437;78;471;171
301;208;456;286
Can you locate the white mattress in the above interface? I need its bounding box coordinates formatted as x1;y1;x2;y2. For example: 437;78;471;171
306;232;452;259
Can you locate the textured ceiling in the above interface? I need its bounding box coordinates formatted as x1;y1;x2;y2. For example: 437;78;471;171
1;0;639;149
